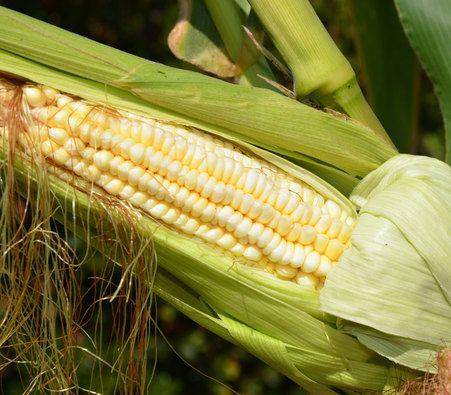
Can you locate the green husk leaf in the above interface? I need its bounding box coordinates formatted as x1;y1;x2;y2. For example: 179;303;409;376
321;154;451;369
394;0;451;164
0;6;397;183
349;0;420;153
347;326;441;373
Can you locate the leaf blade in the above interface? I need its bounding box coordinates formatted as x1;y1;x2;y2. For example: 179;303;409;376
394;0;451;163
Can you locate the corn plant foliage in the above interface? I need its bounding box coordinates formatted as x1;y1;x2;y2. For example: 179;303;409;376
394;0;451;164
321;155;451;372
349;0;420;153
0;6;396;184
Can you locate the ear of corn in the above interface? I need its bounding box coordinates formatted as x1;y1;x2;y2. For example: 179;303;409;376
0;7;449;392
18;82;355;283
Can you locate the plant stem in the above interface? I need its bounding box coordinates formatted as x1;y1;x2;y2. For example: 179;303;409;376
247;0;392;143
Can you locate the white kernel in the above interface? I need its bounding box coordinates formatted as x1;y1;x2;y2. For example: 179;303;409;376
268;239;286;262
299;225;316;245
243;246;262;261
41;86;59;104
314;255;332;277
119;185;136;200
206;152;217;174
276;265;297;279
203;228;224;243
211;182;226;203
256;228;274;249
64;137;85;155
275;190;290;211
129;191;148;206
286;223;302;242
325;239;344;261
308;206;322;226
234;217;253;238
128;167;145;186
281;241;295;265
313;234;329;254
161;208;179;224
239;194;254;215
217;206;235;227
200;203;215;222
23;86;47;107
290;245;305;268
230;189;244;210
130;143;146;164
230;243;245;256
104;179;124;195
161;135;174;154
258;204;275;224
191;197;208;217
338;223;352;243
200;176;216;198
295;273;319;288
248;223;265;244
222;157;235;183
253;174;266;198
262;233;282;256
327;219;342;238
150;202;170;218
325;200;342;219
48;127;69;145
315;214;331;233
226;211;243;232
276;215;292;236
302;251;321;273
167;161;182;181
117;161;134;181
244;169;259;194
53;148;70;165
216;234;236;249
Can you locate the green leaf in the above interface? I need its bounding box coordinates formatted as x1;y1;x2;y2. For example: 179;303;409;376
349;0;420;153
394;0;451;164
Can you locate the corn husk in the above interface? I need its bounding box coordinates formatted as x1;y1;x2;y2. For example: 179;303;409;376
321;155;451;373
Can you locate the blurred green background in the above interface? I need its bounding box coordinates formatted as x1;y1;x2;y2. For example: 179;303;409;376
0;1;445;394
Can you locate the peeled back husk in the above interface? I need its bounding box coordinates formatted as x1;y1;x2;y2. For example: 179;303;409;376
321;154;451;373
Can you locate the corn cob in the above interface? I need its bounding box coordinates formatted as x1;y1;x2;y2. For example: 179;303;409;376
17;82;355;289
